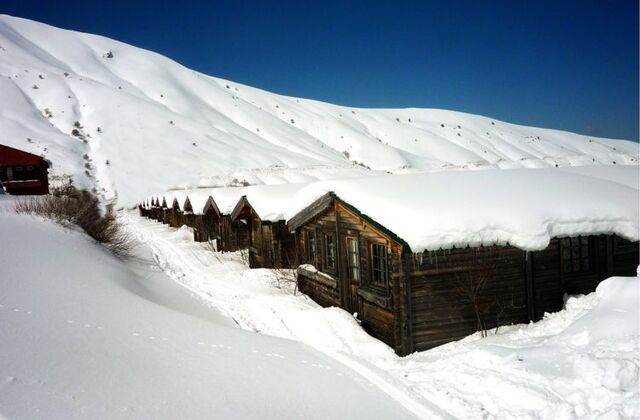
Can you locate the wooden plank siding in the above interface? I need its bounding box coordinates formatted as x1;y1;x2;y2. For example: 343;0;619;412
231;198;298;269
611;236;639;276
404;246;529;352
137;191;638;356
291;194;639;356
293;198;407;354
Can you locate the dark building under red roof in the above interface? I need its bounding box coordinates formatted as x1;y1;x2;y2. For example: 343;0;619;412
0;144;50;195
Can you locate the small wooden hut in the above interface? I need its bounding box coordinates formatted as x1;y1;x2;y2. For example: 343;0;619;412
230;196;295;268
0;144;50;195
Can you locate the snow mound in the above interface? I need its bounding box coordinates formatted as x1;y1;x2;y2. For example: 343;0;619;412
397;276;640;419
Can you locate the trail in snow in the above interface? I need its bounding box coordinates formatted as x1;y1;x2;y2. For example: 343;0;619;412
120;210;640;420
0;209;420;420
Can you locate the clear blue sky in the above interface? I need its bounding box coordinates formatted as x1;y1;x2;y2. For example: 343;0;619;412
2;0;638;140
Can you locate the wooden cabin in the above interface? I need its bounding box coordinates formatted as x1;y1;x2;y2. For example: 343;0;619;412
288;176;639;356
191;196;222;243
0;144;50;195
150;197;161;221
160;197;170;224
230;196;297;268
168;197;183;228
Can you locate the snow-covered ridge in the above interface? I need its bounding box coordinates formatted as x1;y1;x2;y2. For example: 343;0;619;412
0;14;637;207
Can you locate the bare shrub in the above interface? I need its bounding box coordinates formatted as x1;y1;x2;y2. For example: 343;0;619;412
14;188;131;257
272;267;297;295
239;249;249;266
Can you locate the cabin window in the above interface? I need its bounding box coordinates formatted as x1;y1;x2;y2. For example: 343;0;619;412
306;229;317;263
26;165;34;171
325;233;336;269
346;237;360;282
370;243;388;286
561;237;593;273
15;166;23;172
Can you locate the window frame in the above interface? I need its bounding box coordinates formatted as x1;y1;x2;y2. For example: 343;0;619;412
369;242;389;288
305;228;317;264
346;236;360;283
560;236;594;274
324;233;336;270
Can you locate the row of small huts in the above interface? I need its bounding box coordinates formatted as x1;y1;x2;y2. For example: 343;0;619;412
138;167;639;356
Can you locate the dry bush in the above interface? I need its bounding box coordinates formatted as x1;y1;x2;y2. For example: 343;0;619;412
14;188;131;257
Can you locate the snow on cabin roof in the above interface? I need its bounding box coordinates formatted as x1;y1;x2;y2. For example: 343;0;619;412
557;165;639;189
162;183;312;218
286;166;640;252
236;183;311;222
159;187;247;215
163;190;190;211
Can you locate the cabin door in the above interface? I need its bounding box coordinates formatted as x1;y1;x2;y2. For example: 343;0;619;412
342;235;362;316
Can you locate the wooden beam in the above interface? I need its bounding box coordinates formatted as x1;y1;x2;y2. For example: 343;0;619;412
525;251;535;321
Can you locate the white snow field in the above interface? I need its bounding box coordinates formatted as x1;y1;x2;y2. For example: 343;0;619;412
1;12;639;420
0;207;422;420
121;211;640;420
0;14;638;208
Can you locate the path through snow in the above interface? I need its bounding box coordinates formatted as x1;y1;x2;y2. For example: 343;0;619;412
0;210;421;419
121;210;640;420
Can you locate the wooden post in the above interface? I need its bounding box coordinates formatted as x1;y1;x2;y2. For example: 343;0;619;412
525;251;535;321
335;202;347;309
606;236;614;277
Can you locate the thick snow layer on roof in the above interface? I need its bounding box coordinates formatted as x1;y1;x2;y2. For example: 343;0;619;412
164;189;191;211
287;167;639;252
240;183;311;222
161;183;311;219
558;164;639;189
158;187;246;215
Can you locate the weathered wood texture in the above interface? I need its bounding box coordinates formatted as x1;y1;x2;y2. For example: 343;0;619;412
405;246;528;352
294;199;406;353
292;196;639;356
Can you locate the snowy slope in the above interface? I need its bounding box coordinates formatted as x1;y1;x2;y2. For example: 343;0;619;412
0;14;637;207
121;210;640;420
0;208;420;419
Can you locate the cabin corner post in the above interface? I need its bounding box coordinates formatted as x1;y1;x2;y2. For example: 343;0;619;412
525;251;535;321
606;235;614;277
334;201;348;309
401;253;414;355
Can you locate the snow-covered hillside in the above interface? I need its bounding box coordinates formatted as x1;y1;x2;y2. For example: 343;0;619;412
0;14;637;207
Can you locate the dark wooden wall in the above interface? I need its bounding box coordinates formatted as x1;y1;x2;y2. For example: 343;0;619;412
293;197;639;356
404;246;529;352
294;200;406;353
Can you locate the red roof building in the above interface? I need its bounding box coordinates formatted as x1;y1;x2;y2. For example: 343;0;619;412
0;144;50;195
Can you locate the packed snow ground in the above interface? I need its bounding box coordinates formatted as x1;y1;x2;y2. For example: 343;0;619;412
122;211;640;419
0;14;638;208
0;207;421;419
